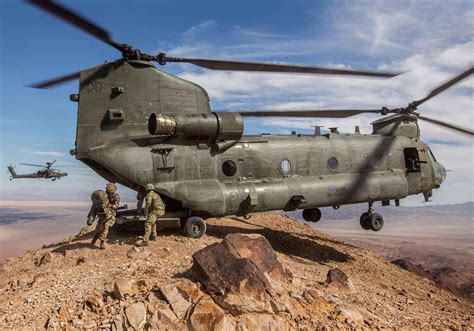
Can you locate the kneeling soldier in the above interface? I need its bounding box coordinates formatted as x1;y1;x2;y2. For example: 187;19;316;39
87;190;114;249
142;183;165;245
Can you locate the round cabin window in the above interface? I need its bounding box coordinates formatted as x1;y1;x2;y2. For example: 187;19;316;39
222;160;237;177
327;157;339;171
279;159;291;174
369;156;380;169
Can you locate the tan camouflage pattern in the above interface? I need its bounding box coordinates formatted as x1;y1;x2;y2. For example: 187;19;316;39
143;190;165;242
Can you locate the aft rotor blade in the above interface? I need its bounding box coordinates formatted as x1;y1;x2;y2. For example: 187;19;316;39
410;66;474;109
30;71;80;89
27;0;124;52
19;163;45;167
164;57;400;78
417;115;474;136
237;109;382;118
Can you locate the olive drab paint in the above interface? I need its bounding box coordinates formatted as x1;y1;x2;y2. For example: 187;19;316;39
71;61;447;219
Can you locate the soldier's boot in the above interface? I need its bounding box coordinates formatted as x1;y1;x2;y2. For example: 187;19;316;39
149;223;157;241
91;235;99;246
100;240;107;249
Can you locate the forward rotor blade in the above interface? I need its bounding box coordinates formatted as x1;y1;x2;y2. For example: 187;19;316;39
30;71;80;89
164;57;400;78
27;0;124;52
19;163;45;167
410;66;474;109
237;109;382;118
417;115;474;136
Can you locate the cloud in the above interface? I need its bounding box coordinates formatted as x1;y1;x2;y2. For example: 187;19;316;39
21;150;64;157
164;1;473;205
182;20;217;38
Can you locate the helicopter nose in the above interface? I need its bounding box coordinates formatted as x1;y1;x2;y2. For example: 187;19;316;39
434;162;446;188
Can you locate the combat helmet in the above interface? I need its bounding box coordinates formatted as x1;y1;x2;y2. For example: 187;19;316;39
145;183;155;191
106;182;117;193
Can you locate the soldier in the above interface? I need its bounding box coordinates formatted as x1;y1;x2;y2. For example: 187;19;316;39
87;190;114;249
141;183;165;245
106;183;121;216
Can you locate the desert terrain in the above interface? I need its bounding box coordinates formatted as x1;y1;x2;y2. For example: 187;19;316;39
291;202;474;300
0;201;472;329
0;213;473;329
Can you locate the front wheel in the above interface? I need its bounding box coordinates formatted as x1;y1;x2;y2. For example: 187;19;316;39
302;208;322;223
368;213;384;231
183;216;207;239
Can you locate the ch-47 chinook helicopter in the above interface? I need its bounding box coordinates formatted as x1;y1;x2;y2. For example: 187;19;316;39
28;1;473;238
7;161;68;181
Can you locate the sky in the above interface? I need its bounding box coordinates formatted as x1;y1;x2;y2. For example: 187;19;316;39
0;0;472;205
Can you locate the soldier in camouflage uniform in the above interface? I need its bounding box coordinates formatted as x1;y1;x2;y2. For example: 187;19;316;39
87;189;114;249
106;183;121;218
142;183;165;245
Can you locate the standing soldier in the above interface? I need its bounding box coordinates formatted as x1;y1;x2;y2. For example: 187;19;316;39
87;190;114;249
142;183;165;246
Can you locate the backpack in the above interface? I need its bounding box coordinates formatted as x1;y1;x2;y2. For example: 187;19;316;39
91;190;108;209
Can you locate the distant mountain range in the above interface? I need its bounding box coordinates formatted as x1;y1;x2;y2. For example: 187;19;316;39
286;201;473;220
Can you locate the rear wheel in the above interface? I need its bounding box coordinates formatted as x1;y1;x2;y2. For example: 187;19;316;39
359;212;371;230
183;216;207;239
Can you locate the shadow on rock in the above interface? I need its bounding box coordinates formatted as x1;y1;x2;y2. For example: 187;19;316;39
51;242;96;254
206;223;351;264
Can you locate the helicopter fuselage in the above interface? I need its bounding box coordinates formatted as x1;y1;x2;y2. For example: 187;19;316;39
71;60;445;218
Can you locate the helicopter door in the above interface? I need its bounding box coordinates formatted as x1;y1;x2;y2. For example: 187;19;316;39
403;147;431;194
403;148;420;173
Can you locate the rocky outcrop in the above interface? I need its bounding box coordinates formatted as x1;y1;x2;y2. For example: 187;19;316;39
191;233;291;315
0;214;471;330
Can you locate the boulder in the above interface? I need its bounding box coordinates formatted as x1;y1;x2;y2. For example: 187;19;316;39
325;268;355;292
189;296;226;331
336;304;364;325
76;256;86;265
159;279;203;320
191;234;287;314
85;295;103;313
237;313;287;331
125;302;146;330
113;279;135;300
35;252;51;266
223;233;288;281
58;305;70;321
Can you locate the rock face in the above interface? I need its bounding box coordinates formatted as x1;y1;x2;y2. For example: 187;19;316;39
0;214;472;330
191;233;290;314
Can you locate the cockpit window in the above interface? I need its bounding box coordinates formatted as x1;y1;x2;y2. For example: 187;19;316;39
428;149;437;162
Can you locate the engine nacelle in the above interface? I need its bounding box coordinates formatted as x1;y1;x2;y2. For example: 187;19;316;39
148;112;243;142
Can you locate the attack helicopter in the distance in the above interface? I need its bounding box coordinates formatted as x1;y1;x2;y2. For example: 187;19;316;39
27;0;473;238
8;161;68;181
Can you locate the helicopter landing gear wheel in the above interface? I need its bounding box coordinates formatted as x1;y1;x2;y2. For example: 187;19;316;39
302;208;322;223
368;213;384;231
183;216;207;239
359;212;371;230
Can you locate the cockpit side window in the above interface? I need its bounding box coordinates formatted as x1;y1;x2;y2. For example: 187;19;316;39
428;149;437;162
404;148;420;173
